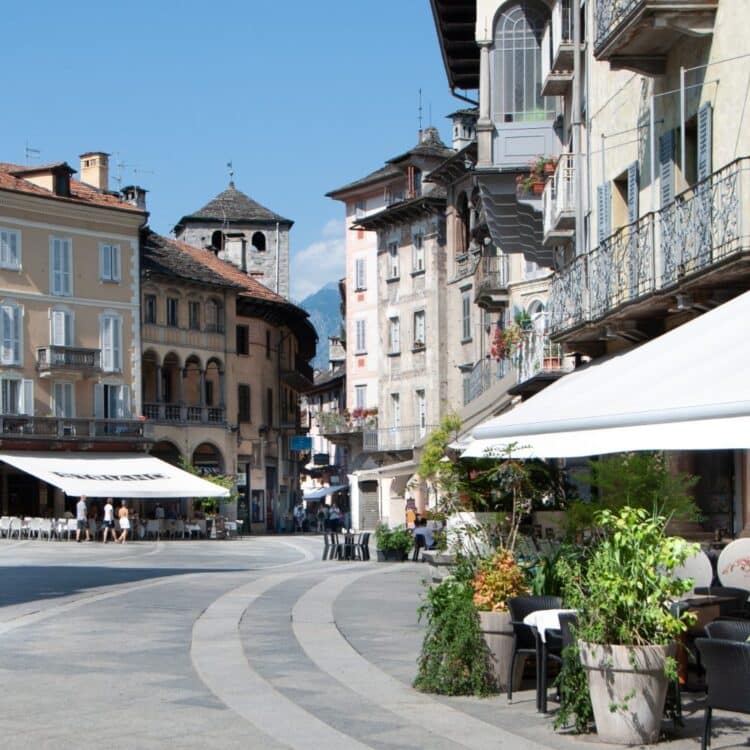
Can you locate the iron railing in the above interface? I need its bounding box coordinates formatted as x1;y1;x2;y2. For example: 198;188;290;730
0;415;152;440
475;254;510;295
142;403;226;425
594;0;641;52
362;424;437;452
543;153;575;236
515;330;571;384
36;346;101;372
464;357;510;405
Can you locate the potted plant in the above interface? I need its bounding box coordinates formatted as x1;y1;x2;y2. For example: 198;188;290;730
574;506;697;745
374;523;413;562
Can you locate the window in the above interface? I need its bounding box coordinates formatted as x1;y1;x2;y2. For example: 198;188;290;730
1;302;22;365
0;228;21;270
236;325;249;355
205;299;224;333
144;294;157;324
413;310;425;348
390;393;400;429
50;237;72;296
99;244;121;282
461;289;472;341
252;232;266;252
238;384;251;422
51;308;73;347
355;200;367;219
266;329;272;359
100;314;122;372
1;377;32;415
188;301;201;330
389;317;400;354
387;242;399;279
166;297;179;327
412;234;424;272
95;383;130;418
416;389;426;437
211;231;224;251
355;319;367;354
266;387;273;426
493;3;553;123
355;258;366;290
205;380;214;407
463;373;472;406
354;384;367;410
53;382;74;418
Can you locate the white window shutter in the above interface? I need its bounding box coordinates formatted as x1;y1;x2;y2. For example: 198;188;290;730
113;246;121;281
20;379;33;416
0;232;7;266
627;162;639;225
113;318;121;370
101;317;112;371
94;384;104;418
120;386;131;418
1;305;12;364
659;131;675;207
52;310;69;346
697;103;713;182
597;182;612;244
100;245;110;280
52;239;61;294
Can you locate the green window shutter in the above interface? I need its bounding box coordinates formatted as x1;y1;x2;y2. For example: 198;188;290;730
697;102;713;182
627;162;639;225
659;130;675;208
597;182;612;243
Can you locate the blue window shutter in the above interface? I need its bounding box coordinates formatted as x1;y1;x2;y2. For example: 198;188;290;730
697;102;712;182
627;162;639;224
659;130;675;207
597;182;612;244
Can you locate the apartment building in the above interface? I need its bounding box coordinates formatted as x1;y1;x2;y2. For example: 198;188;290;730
140;229;316;529
432;0;750;536
0;154;148;516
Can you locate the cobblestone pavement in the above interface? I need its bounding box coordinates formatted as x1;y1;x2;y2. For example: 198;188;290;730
0;536;742;749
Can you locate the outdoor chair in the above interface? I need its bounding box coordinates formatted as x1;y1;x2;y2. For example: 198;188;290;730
0;516;10;539
26;518;41;539
37;518;53;541
174;520;187;539
354;532;370;561
322;532;333;560
145;520;161;540
705;619;750;641
8;517;23;540
695;637;750;750
506;595;562;702
694;586;749;619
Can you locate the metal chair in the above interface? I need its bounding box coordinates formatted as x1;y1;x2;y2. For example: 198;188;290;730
506;595;563;703
705;619;750;641
695;638;750;749
354;532;370;561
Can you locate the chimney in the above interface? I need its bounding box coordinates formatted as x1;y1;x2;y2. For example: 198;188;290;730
121;185;147;210
79;152;109;191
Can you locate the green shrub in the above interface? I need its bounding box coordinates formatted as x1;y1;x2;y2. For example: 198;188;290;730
374;523;413;555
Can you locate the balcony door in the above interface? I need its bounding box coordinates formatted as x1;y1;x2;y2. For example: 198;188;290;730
51;309;72;347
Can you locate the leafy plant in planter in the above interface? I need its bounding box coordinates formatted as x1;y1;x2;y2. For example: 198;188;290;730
414;578;494;696
572;506;698;744
374;523;413;561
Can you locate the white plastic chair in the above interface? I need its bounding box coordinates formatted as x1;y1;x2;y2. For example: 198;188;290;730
26;518;41;539
174;520;186;539
66;518;77;539
145;519;161;540
8;517;22;539
0;516;11;539
37;519;53;540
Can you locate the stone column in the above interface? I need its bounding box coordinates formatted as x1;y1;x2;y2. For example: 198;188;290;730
156;365;163;402
179;368;186;422
219;370;226;409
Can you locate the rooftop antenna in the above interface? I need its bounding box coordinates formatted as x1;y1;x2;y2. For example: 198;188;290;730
25;141;40;165
113;154;154;187
418;89;423;135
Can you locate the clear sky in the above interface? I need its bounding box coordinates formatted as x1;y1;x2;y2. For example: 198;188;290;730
1;1;462;300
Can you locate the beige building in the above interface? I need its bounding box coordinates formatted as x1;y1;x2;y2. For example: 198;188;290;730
140;230;316;529
0;154;148;516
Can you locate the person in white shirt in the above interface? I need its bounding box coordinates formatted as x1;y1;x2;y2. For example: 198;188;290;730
102;498;116;544
413;518;435;549
75;496;91;543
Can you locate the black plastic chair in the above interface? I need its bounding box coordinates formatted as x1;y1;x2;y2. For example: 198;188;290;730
353;532;370;561
705;618;750;641
695;638;750;750
322;532;332;560
694;586;749;619
506;595;563;703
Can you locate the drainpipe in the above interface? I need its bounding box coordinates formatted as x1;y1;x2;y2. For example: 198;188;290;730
275;222;280;295
573;0;583;259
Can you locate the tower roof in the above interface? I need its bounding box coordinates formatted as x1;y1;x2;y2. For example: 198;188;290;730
175;182;292;231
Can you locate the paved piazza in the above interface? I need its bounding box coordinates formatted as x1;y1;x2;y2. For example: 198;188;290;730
0;537;743;750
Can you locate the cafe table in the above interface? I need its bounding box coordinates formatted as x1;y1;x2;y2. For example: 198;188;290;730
523;609;577;713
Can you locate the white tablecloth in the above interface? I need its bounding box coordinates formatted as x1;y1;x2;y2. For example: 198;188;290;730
523;608;577;643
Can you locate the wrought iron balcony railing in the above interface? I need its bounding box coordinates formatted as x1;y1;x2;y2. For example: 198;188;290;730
463;357;511;406
475;254;511;308
37;346;101;373
143;403;226;425
0;415;152;440
362;424;436;453
515;330;572;384
543;154;576;243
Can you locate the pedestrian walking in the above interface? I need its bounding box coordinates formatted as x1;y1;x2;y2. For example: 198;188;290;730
102;498;116;543
116;500;130;543
75;496;91;543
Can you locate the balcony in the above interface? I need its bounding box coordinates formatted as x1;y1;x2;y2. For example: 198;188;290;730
281;355;314;393
510;330;573;397
550;157;750;342
542;154;576;246
318;411;377;437
474;254;511;310
463;357;511;406
541;0;576;96
452;249;481;282
36;346;101;377
594;0;717;74
362;424;436;453
0;416;153;444
143;403;226;425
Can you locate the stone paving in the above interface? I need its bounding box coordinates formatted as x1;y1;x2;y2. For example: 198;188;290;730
0;536;746;749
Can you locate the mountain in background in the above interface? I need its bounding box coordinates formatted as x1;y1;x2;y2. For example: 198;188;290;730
299;281;342;372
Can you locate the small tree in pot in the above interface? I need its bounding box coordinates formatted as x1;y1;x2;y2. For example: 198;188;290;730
573;506;697;745
374;523;413;562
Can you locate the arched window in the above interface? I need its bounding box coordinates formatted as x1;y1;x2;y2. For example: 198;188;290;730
211;231;224;252
251;231;266;252
493;2;553;123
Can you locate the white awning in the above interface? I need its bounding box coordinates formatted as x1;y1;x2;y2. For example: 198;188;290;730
0;452;230;498
303;484;349;500
464;290;750;459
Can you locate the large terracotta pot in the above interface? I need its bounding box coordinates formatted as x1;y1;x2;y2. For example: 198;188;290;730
477;610;524;691
579;641;675;745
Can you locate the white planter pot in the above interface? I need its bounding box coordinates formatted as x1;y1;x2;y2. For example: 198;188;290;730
579;641;675;745
477;610;524;691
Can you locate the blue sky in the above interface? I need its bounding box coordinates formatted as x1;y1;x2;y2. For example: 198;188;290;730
1;1;462;300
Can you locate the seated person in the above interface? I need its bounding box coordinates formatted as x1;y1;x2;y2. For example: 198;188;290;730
413;518;435;549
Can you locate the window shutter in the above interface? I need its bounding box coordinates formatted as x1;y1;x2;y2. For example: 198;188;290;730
113;246;121;281
627;162;639;225
20;379;33;416
697;102;713;182
596;182;612;243
100;245;110;280
52;310;70;346
0;232;7;266
119;386;131;418
659;130;675;207
52;239;62;294
94;384;104;418
112;318;121;370
1;305;14;364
